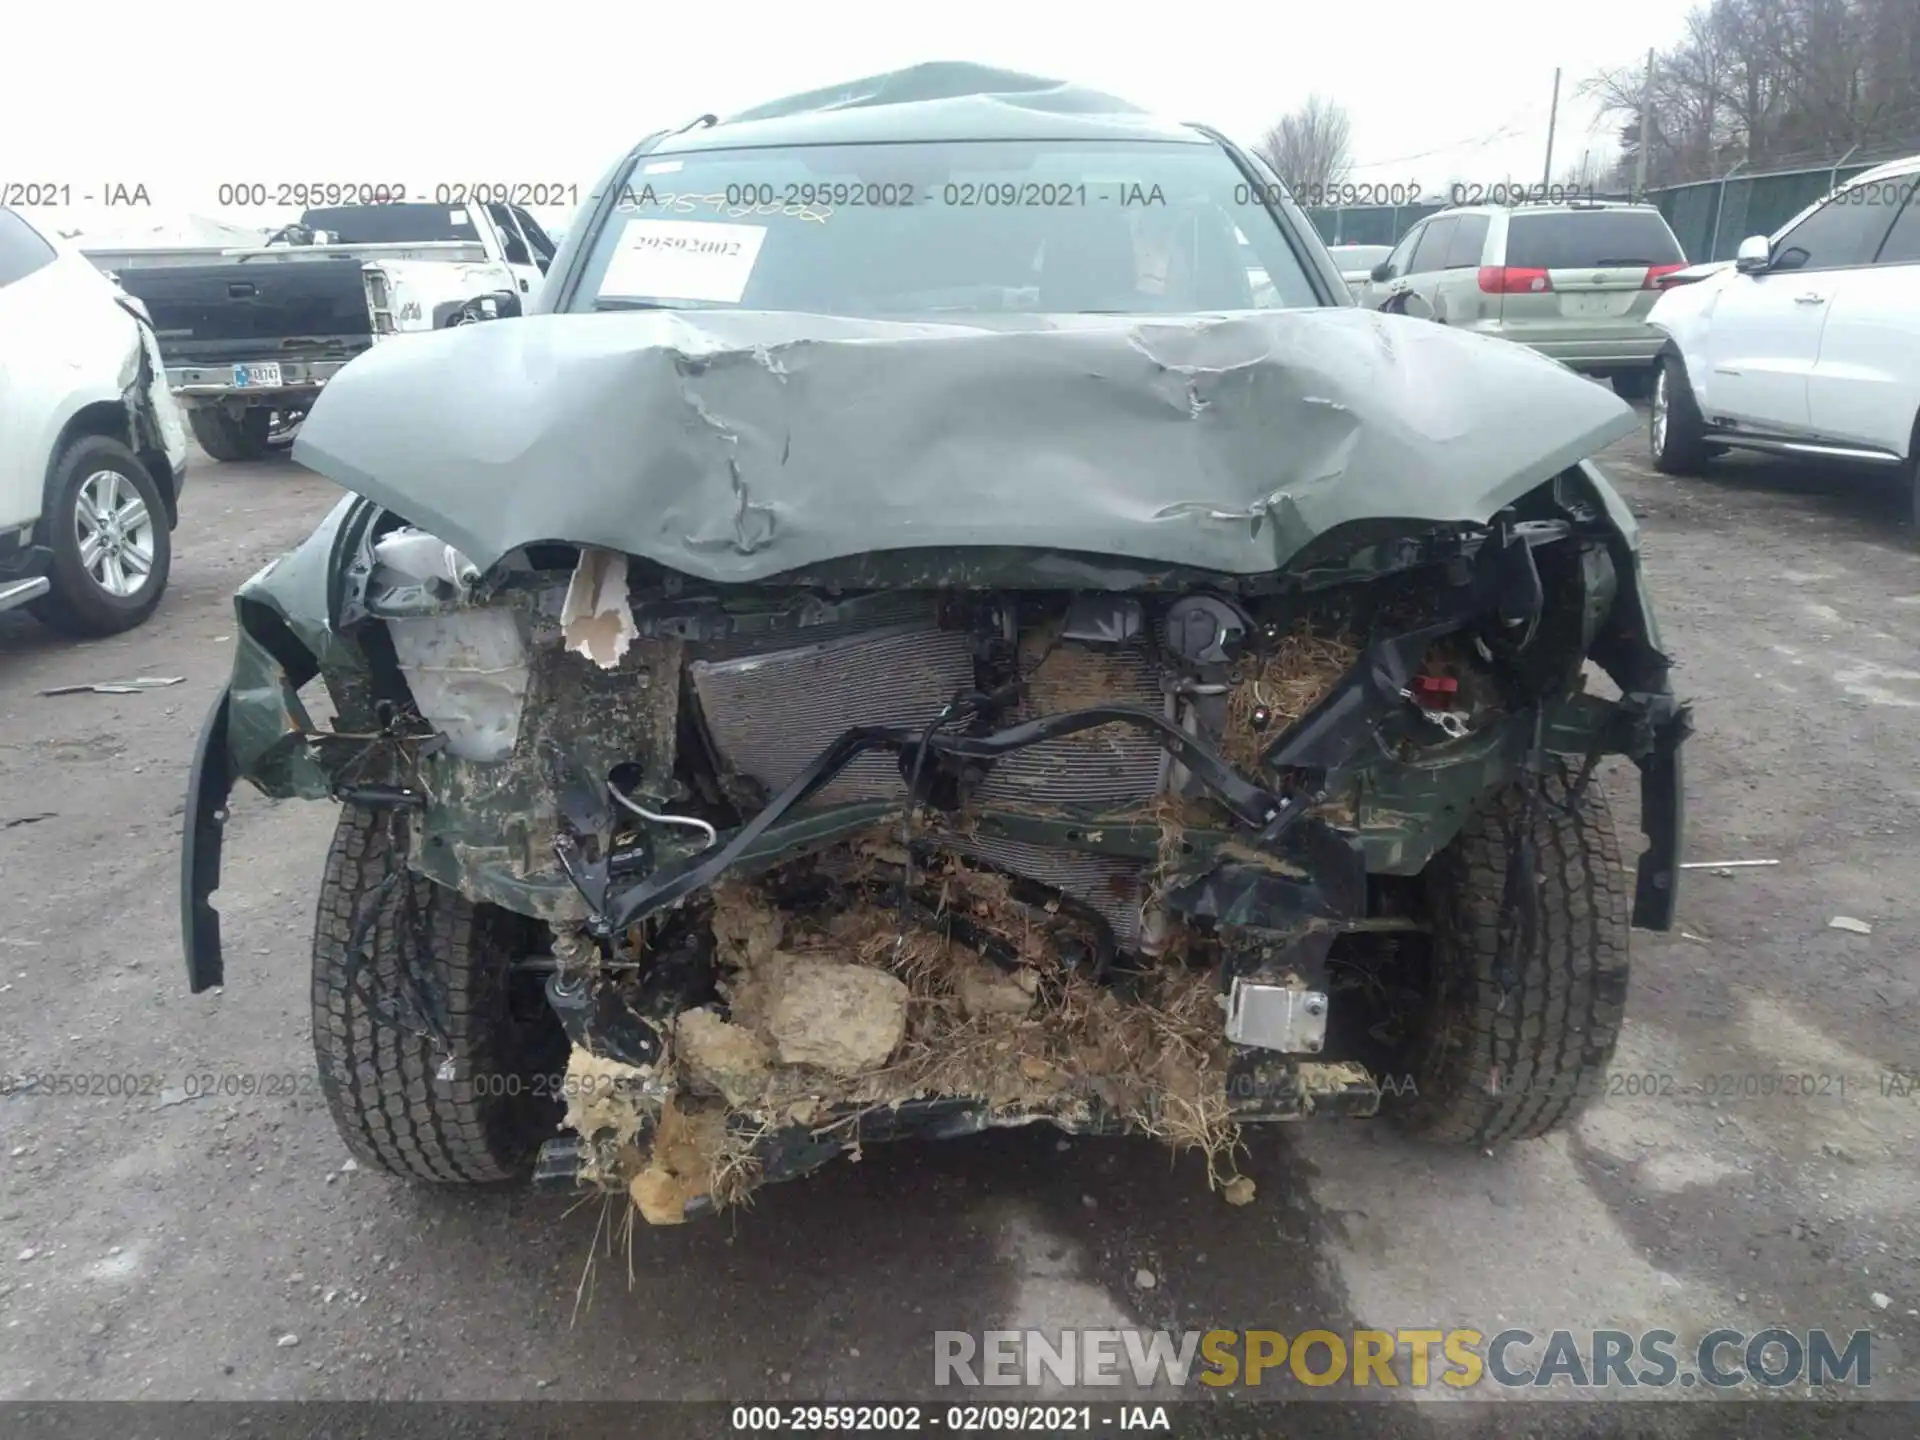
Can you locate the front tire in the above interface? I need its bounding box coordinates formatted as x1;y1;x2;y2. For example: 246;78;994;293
188;406;271;462
1389;768;1631;1145
311;806;567;1183
29;435;172;637
1650;352;1711;474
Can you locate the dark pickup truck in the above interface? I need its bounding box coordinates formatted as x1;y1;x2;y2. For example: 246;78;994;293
111;202;551;461
117;257;389;459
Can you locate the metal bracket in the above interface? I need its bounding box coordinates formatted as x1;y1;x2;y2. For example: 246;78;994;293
1224;979;1328;1054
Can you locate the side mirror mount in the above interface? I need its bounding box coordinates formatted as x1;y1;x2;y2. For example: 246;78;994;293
1369;260;1392;282
1734;234;1771;273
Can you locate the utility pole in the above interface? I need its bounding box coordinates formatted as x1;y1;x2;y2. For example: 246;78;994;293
1542;67;1562;189
1635;47;1655;198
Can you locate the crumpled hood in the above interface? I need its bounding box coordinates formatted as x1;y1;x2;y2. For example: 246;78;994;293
292;307;1638;581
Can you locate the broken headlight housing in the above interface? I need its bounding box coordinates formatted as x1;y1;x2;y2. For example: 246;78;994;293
365;527;531;763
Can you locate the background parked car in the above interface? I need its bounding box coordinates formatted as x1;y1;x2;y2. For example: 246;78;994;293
0;207;187;635
1327;243;1392;295
1647;153;1920;525
1351;201;1687;399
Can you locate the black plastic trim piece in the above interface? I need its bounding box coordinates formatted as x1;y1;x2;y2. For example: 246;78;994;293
181;689;235;993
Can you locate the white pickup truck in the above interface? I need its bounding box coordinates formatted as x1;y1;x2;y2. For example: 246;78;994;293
102;202;558;461
1648;154;1920;526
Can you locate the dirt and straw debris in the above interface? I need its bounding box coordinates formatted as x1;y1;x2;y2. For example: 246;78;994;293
561;861;1243;1227
1221;627;1361;770
562;621;1365;1231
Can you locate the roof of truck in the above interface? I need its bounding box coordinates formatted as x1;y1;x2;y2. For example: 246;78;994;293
651;62;1210;155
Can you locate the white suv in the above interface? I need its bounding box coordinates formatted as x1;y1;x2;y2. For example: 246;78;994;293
1647;155;1920;526
0;207;189;635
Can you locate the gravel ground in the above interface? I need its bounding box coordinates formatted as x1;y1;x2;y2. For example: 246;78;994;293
1;418;1915;1417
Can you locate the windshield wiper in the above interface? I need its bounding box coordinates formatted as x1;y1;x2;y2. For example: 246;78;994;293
1590;257;1656;267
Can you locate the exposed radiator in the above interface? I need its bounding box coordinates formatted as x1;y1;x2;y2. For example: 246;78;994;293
947;834;1149;950
974;637;1166;811
689;621;974;808
688;612;1166;947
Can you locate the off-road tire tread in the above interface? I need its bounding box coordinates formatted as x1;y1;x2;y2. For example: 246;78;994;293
311;805;557;1183
1394;768;1630;1145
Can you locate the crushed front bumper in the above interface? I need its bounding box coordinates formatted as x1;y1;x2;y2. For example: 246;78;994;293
178;480;1693;997
529;1073;1390;1211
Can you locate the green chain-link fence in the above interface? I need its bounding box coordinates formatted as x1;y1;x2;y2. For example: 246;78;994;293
1301;160;1895;262
1303;202;1447;247
1647;162;1883;262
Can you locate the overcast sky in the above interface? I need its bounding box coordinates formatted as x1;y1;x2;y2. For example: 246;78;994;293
8;0;1682;235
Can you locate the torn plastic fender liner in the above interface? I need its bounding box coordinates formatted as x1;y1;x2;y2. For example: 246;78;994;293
180;622;366;992
182;689;234;993
181;615;324;995
182;623;343;991
1570;464;1691;932
1628;694;1691;931
215;495;393;797
180;499;383;993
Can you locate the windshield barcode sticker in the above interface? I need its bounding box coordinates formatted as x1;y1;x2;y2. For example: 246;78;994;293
600;219;768;303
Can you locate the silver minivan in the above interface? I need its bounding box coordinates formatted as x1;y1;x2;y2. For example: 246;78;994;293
1351;202;1688;398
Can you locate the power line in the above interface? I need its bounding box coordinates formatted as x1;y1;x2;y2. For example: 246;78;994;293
1349;100;1547;170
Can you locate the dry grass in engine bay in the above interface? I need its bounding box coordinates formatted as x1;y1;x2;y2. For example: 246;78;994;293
1222;627;1361;770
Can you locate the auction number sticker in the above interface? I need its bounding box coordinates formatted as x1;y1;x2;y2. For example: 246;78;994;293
600;218;767;303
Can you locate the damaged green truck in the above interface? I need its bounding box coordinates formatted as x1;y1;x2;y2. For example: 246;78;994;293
179;65;1689;1223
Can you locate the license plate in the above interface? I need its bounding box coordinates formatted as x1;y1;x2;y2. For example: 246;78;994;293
233;362;283;387
1561;293;1630;318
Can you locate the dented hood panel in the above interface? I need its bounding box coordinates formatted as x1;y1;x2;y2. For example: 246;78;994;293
292;308;1639;580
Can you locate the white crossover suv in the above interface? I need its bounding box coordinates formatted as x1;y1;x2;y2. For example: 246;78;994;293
0;206;188;634
1647;155;1920;527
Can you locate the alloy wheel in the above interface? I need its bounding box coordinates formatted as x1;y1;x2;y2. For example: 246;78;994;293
1651;368;1670;457
72;468;155;599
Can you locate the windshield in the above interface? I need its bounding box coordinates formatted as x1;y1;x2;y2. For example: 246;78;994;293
297;204;484;245
570;139;1323;316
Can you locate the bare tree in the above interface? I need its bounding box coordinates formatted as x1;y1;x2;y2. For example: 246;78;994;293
1556;141;1622;192
1584;6;1736;188
1254;96;1355;197
1716;0;1796;170
1585;0;1920;188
